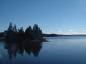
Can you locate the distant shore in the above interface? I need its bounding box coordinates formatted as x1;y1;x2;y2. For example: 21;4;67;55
43;34;86;37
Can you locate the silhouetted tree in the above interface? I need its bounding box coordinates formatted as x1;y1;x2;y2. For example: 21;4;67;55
33;24;43;40
5;23;18;43
5;22;14;42
8;22;13;32
18;27;24;42
25;26;33;40
13;24;17;32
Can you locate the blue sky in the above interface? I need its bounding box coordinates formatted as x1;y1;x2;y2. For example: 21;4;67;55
0;0;86;34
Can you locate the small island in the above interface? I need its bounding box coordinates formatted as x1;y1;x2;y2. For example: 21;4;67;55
0;22;46;43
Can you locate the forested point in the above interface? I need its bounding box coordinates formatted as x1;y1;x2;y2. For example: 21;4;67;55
2;22;45;43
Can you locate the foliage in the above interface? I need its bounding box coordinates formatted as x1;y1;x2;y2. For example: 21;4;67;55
5;23;43;43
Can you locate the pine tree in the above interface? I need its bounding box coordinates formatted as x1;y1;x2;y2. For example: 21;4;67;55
8;22;13;32
33;24;43;40
25;26;33;40
13;24;17;32
18;27;24;41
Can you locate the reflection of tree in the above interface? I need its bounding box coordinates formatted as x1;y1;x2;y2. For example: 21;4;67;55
24;41;42;57
4;40;43;59
4;43;17;59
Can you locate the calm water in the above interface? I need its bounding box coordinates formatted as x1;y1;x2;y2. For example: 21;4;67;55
1;36;86;64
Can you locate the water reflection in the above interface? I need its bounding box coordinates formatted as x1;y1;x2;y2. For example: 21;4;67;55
4;40;43;59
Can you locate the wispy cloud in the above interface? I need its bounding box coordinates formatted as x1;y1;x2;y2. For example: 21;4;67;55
57;29;86;35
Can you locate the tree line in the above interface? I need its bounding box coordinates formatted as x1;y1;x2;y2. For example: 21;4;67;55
5;22;43;43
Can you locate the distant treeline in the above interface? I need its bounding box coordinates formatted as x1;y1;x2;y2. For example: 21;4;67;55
43;34;59;37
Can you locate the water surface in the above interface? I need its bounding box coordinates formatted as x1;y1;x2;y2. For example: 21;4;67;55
0;36;86;64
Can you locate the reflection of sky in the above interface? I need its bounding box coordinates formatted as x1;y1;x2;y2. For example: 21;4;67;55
1;0;86;34
0;42;7;59
0;37;86;64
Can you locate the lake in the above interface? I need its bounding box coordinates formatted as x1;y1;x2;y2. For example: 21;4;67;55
0;36;86;64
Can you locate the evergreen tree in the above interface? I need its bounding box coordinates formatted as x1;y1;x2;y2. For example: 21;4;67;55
13;24;17;32
5;22;14;42
18;27;24;41
33;24;43;40
25;26;33;40
8;22;13;32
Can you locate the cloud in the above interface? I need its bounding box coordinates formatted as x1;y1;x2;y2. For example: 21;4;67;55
57;29;86;35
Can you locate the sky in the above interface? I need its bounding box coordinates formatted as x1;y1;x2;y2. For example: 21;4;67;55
0;0;86;34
